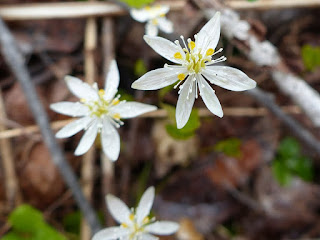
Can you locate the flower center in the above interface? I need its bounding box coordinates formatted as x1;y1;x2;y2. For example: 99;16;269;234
173;37;215;81
121;213;152;240
80;89;121;120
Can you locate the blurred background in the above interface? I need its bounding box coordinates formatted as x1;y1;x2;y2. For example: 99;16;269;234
0;0;320;239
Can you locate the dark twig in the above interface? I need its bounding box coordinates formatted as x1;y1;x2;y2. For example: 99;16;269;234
247;88;320;157
0;18;101;234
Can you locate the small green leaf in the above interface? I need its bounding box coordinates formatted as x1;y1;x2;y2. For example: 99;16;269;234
134;59;148;77
277;137;300;158
63;211;82;235
272;160;293;186
301;44;320;71
119;0;155;8
214;138;242;158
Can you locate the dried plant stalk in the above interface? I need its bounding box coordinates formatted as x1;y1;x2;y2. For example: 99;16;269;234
226;0;320;10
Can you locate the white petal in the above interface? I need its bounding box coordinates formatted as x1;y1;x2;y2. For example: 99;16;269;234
104;60;120;101
198;75;223;117
145;221;179;235
145;21;159;37
55;116;92;138
65;76;98;101
195;12;221;54
176;77;196;129
132;67;185;90
106;194;131;224
92;227;130;240
136;186;155;225
130;8;150;22
101;119;120;161
203;66;256;91
144;35;185;64
74;119;99;155
158;17;173;34
50;102;89;117
111;102;157;119
139;233;159;240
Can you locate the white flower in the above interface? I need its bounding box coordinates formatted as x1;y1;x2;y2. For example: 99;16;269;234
130;5;173;36
50;60;157;161
131;12;256;129
92;186;179;240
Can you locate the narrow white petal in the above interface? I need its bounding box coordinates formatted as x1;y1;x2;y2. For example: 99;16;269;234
198;75;223;117
56;116;92;138
145;21;159;37
195;12;221;54
132;67;185;90
130;9;151;22
176;77;196;129
158;17;173;34
92;227;130;240
106;194;131;224
111;102;157;119
145;221;179;235
74;119;99;156
143;35;185;64
203;66;256;91
139;233;159;240
50;102;89;117
104;60;120;101
101;119;120;161
136;186;155;225
65;75;98;101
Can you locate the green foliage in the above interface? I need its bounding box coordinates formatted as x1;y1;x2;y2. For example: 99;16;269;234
301;44;320;71
118;0;155;8
62;211;81;235
247;0;258;2
1;204;66;240
134;59;148;77
162;103;200;140
272;137;314;186
214;138;242;158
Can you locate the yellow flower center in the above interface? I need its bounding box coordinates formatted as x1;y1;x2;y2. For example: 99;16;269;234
81;89;121;119
120;212;153;240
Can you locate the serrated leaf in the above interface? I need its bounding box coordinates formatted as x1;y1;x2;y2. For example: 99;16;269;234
214;138;242;158
119;0;155;9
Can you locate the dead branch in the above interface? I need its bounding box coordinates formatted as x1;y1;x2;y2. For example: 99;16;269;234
0;17;102;234
226;0;320;10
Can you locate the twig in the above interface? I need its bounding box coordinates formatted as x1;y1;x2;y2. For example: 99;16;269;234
247;88;320;156
0;90;21;208
0;1;185;21
80;13;98;240
0;106;302;140
226;0;320;10
0;18;102;234
101;17;115;225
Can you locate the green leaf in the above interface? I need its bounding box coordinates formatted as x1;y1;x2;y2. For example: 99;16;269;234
301;44;320;71
247;0;258;1
294;156;313;182
277;137;300;159
63;211;81;235
272;160;293;186
134;59;148;77
214;138;242;158
161;103;200;140
119;0;155;8
2;205;67;240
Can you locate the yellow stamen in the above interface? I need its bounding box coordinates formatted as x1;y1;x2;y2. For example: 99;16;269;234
129;213;135;221
174;52;182;59
113;113;121;120
188;41;196;50
206;48;214;56
178;73;186;81
98;89;105;97
159;13;165;17
80;98;86;103
142;216;149;224
112;99;120;105
152;19;158;25
144;6;151;11
121;223;128;228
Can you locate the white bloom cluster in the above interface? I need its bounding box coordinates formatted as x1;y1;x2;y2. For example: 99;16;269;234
132;12;256;129
50;60;157;161
130;5;173;36
93;187;179;240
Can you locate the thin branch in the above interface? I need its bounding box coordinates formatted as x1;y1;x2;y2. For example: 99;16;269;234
226;0;320;10
0;106;302;140
0;17;102;234
0;1;186;21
